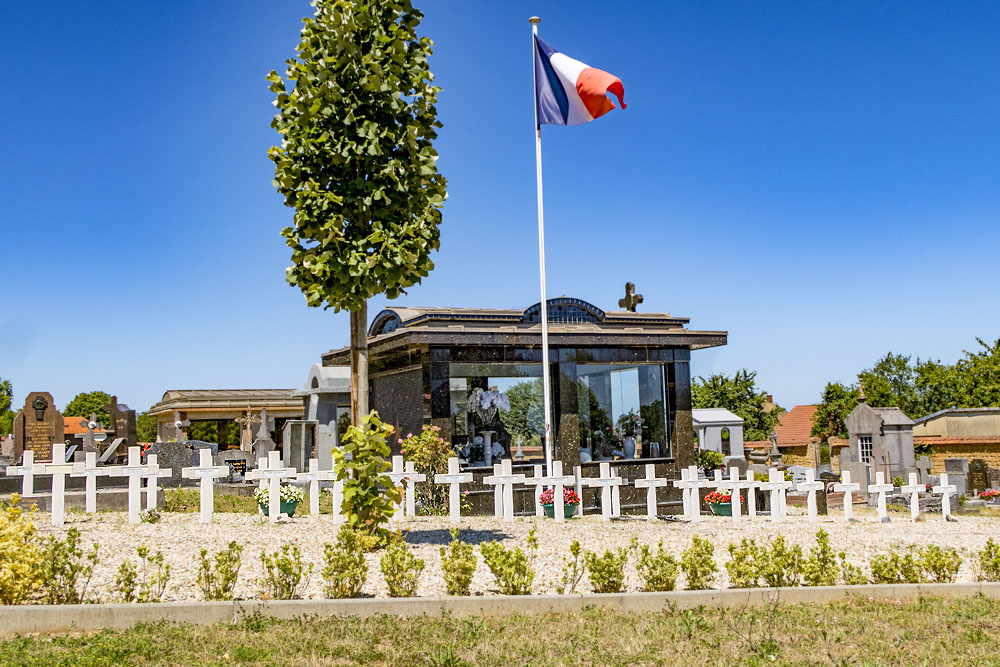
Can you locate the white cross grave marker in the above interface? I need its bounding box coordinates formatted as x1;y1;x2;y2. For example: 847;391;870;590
484;463;504;518
402;461;425;518
744;470;760;517
833;470;861;522
694;467;718;519
71;451;109;514
434;457;473;523
869;471;894;523
539;461;576;524
573;465;585;518
799;469;826;523
719;467;752;524
110;446;151;523
246;450;296;521
484;459;525;522
522;464;547;517
386;455;412;518
327;477;345;523
759;468;791;523
634;463;668;521
181;448;228;524
582;462;623;522
900;472;923;522
144;454;173;511
296;458;334;517
673;467;699;522
6;450;46;497
932;473;958;521
44;443;77;526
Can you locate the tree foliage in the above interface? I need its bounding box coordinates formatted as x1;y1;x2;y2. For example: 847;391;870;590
499;380;544;444
268;0;447;313
810;382;860;442
334;410;400;538
0;378;14;436
62;391;112;427
136;411;158;443
691;369;781;441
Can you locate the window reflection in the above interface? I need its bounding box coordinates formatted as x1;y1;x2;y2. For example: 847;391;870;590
577;363;670;461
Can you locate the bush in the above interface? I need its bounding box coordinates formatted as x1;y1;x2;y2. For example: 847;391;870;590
0;495;43;605
39;527;99;604
555;540;584;595
334;411;400;538
696;450;723;472
398;425;452;515
139;509;160;524
869;549;924;584
322;526;370;598
380;534;425;598
839;553;867;586
259;543;312;600
480;529;538;595
635;541;679;592
681;535;717;590
977;539;1000;582
759;536;803;588
726;538;762;589
196;541;243;601
114;545;171;603
439;528;476;596
802;529;838;587
892;476;904;488
919;544;961;583
583;546;628;594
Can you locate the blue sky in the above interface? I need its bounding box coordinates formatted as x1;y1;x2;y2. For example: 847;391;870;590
2;1;999;414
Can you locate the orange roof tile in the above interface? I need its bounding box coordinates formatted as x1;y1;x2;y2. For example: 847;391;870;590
63;416;108;436
773;405;818;447
914;436;1000;446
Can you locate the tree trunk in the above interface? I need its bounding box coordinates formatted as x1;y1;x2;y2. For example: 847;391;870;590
349;300;369;427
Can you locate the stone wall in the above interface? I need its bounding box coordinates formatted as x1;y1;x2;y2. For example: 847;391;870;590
926;442;1000;470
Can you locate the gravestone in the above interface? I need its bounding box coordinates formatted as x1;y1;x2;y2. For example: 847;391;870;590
839;446;857;466
282;420;317;473
841;460;869;502
78;413;103;457
969;459;988;494
989;467;1000;490
723;456;748;478
870;442;892;484
915;456;933;483
12;392;63;461
252;409;276;459
143;441;192;484
104;396;137;450
944;458;969;496
215;449;254;482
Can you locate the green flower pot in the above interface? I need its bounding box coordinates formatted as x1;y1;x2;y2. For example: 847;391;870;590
258;500;299;517
708;502;732;517
542;503;577;519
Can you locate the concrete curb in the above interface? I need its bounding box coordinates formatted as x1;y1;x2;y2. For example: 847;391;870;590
2;582;998;637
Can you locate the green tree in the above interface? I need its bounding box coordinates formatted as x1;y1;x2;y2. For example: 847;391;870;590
858;353;920;417
691;370;781;441
268;0;447;426
810;382;859;442
136;411;158;443
0;378;14;436
953;337;1000;408
62;391;112;427
499;380;544;446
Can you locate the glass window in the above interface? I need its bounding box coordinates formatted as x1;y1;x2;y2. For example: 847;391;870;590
577;363;669;460
858;435;873;463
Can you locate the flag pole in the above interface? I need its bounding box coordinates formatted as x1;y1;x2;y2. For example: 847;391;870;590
530;16;554;478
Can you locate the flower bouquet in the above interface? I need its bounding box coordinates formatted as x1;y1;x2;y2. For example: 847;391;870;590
704;490;742;517
979;489;1000;502
538;487;580;519
254;484;303;517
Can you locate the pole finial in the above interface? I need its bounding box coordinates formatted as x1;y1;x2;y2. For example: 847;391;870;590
529;16;541;24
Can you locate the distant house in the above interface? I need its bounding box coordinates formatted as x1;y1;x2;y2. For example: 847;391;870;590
743;404;847;468
692;408;744;458
913;407;1000;470
844;394;915;480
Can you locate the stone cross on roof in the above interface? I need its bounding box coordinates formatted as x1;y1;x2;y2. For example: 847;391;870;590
235;405;261;450
618;282;643;312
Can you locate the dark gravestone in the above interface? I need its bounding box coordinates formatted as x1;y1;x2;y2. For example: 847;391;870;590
817;487;828;515
215;449;254;482
12;392;64;462
969;459;988;494
144;441;193;484
989;467;1000;490
944;458;969;496
104;396;137;450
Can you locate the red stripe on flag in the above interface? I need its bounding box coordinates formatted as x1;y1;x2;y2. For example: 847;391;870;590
576;67;626;120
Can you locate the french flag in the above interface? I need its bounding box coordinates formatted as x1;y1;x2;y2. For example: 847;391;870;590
533;36;626;127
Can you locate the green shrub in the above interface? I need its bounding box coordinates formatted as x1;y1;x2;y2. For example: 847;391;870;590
681;535;717;590
380;534;424;598
399;426;452;516
802;529;838;587
196;541;243;601
726;538;762;589
696;450;723;472
582;546;628;594
977;538;1000;582
869;550;924;584
322;526;369;598
839;553;867;586
555;540;585;595
759;535;803;588
892;476;904;488
259;543;312;600
114;545;171;603
635;541;679;592
334;411;401;539
439;528;476;596
919;544;961;583
480;529;538;595
39;527;99;604
0;495;43;605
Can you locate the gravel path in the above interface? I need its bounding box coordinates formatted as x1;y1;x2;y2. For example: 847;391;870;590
36;507;999;601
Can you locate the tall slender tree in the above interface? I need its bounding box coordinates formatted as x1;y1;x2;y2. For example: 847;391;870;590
268;0;446;425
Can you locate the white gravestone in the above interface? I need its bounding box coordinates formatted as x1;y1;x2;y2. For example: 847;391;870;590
932;473;958;521
673;467;699;522
402;461;425;518
573;466;585;518
798;469;825;523
694;467;717;519
744;470;760;517
295;458;335;517
110;446;150;524
144;454;173;511
483;459;525;522
6;450;46;497
869;471;894;523
246;450;296;521
900;472;923;522
833;470;861;522
719;467;752;524
582;462;623;522
539;461;576;524
434;457;473;523
634;463;668;521
71;451;109;514
484;463;504;517
327;478;345;524
522;464;547;517
44;443;76;526
759;468;791;523
386;455;411;518
181;448;229;524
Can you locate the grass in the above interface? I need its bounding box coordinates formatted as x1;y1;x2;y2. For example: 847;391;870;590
3;595;1000;665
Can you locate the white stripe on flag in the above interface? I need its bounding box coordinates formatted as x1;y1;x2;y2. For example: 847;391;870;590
549;52;594;125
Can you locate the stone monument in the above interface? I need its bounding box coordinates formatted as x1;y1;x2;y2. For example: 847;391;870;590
12;392;64;461
944;458;969;496
104;396;137;450
969;459;988;494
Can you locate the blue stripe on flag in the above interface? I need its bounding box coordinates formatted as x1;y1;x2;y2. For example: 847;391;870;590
534;36;568;125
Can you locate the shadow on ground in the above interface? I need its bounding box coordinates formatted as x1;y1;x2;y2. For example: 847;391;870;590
402;528;511;545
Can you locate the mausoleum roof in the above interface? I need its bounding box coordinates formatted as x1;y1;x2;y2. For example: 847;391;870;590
692;408;743;426
147;389;302;417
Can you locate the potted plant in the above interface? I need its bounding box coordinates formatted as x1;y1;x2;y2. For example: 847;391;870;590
538;487;580;519
704;490;741;517
696;450;724;477
979;489;1000;503
254;484;303;517
615;410;642;459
